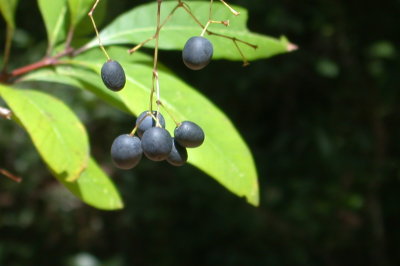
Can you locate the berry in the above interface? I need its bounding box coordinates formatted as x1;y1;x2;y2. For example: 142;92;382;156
101;60;126;91
141;127;173;161
110;134;142;169
136;111;166;138
174;121;205;148
182;36;213;70
167;139;188;166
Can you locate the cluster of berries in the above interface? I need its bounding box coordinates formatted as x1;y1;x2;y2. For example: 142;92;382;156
99;35;212;169
100;35;213;92
110;111;204;169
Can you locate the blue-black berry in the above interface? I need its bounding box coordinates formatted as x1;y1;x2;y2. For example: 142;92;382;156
136;111;166;138
182;36;213;70
174;121;205;148
101;60;126;91
141;127;173;161
167;138;188;166
111;134;142;169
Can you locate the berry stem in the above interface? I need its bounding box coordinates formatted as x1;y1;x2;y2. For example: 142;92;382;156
149;0;163;113
88;0;111;61
157;100;180;127
129;2;182;54
220;0;240;16
1;25;14;73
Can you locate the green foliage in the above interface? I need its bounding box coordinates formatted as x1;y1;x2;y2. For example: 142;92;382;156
0;0;18;28
37;0;68;53
68;0;93;28
85;1;292;60
0;0;294;209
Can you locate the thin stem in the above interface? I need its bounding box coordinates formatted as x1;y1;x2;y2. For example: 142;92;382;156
88;0;110;60
233;40;250;66
2;26;14;72
157;100;180;126
220;0;240;16
10;47;73;78
0;168;22;183
65;25;75;50
129;2;182;54
201;21;211;37
149;0;163;112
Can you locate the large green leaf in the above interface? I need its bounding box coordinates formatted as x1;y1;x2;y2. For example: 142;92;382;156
37;0;68;53
0;84;89;182
68;0;93;28
0;0;18;28
21;47;258;205
60;158;124;210
83;1;294;61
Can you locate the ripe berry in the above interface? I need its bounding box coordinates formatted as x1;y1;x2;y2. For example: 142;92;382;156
141;127;173;161
174;121;205;148
101;60;126;91
182;36;213;70
111;134;142;169
136;111;166;138
167;139;188;166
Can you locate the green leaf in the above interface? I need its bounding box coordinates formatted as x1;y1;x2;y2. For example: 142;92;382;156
59;158;124;210
0;0;18;28
84;1;295;61
0;84;89;182
18;66;130;113
48;47;259;206
68;0;93;28
37;0;68;53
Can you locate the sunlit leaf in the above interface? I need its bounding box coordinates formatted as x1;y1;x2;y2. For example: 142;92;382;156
68;0;93;28
37;0;68;53
0;84;89;182
0;0;18;28
59;158;124;210
28;47;259;205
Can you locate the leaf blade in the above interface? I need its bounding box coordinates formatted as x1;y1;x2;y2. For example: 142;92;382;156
59;158;124;210
37;0;68;53
0;0;18;28
68;0;93;28
0;84;89;182
84;1;294;61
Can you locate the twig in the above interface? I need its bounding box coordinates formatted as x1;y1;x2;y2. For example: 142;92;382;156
0;168;22;183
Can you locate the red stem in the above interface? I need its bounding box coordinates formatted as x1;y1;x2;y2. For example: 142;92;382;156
7;47;74;80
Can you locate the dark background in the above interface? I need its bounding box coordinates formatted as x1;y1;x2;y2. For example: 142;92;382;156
1;0;400;265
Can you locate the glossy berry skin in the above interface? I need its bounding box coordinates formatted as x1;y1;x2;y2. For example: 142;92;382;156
174;121;205;148
136;111;166;138
111;134;142;169
141;127;173;161
182;36;213;70
167;139;188;166
101;60;126;91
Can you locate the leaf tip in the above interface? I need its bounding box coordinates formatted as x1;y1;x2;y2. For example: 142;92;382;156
287;42;299;52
